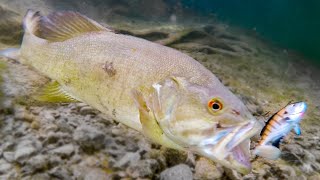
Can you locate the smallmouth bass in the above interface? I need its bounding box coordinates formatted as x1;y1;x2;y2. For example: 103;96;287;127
0;10;263;174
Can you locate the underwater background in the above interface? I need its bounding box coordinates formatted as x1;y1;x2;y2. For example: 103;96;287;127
0;0;319;179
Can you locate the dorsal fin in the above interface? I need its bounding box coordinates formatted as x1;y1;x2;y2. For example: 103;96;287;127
23;10;112;42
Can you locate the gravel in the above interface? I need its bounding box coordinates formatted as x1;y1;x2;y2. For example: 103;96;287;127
160;164;193;180
0;3;319;179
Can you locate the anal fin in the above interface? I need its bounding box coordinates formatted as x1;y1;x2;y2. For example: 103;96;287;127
35;81;79;103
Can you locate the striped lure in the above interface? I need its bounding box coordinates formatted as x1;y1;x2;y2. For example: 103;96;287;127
253;101;307;160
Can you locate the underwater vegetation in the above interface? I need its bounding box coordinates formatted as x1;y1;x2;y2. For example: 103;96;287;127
0;1;319;179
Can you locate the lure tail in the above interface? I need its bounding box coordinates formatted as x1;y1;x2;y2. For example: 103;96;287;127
253;145;281;160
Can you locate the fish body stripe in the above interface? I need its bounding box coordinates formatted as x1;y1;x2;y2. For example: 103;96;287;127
258;110;286;145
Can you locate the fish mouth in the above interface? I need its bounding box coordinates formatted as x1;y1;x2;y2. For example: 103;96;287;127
196;120;262;174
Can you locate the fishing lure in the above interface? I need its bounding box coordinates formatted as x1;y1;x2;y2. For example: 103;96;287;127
253;101;307;160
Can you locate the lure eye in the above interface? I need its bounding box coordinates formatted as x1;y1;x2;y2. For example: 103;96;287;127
208;98;223;113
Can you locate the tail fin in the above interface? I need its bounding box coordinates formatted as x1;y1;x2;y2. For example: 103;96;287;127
0;48;20;61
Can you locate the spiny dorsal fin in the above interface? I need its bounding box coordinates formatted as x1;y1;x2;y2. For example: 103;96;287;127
23;10;112;42
35;81;80;103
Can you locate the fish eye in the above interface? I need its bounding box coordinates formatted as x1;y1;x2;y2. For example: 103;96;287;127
208;98;223;113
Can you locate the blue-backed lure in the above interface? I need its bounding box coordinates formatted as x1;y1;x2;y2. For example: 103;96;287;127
253;101;307;160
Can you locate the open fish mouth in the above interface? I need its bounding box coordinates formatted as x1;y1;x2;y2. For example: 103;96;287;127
196;120;262;174
228;139;251;169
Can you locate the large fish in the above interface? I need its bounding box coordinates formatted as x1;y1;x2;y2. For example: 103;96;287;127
0;10;262;174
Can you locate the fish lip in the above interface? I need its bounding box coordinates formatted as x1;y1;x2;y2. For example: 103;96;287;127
226;120;262;151
195;120;262;174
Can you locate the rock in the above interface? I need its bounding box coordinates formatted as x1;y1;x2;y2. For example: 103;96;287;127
80;106;96;115
160;164;193;180
2;142;15;151
301;164;313;174
30;120;40;129
14;146;37;163
48;155;62;167
14;107;34;122
49;167;72;180
308;174;320;180
44;124;59;133
84;168;111;180
303;150;316;162
311;150;320;162
50;144;75;158
281;144;304;165
43;111;55;121
0;160;12;174
73;125;106;153
14;139;42;163
30;173;50;180
26;155;48;172
127;159;160;178
114;152;141;168
3;152;15;163
162;148;187;166
224;168;242;180
194;157;223;180
278;165;296;177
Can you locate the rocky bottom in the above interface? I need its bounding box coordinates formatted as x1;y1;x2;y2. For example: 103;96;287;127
0;3;320;180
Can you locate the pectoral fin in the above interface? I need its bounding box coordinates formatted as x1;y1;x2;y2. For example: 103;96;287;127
253;145;281;160
35;81;79;103
131;89;183;150
294;124;301;135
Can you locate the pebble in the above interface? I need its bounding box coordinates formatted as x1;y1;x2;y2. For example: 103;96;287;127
3;152;15;163
127;159;159;178
73;125;106;152
44;124;59;133
43;112;56;121
50;144;75;158
160;164;193;180
26;155;48;171
278;165;296;177
0;160;12;174
49;166;72;179
80;106;96;115
194;157;223;180
14;107;34;122
14;139;41;163
115;152;141;168
30;120;40;129
14;146;37;163
224;168;242;180
301;164;314;174
30;173;50;180
84;168;111;180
